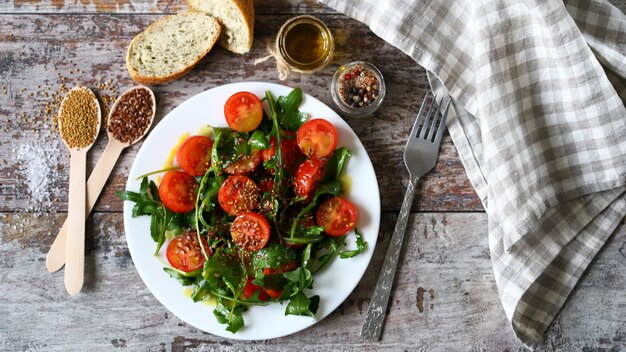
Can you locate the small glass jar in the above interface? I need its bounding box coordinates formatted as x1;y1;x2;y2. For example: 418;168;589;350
276;15;334;74
330;61;385;118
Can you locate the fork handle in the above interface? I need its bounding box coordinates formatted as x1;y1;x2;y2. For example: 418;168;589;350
360;175;418;341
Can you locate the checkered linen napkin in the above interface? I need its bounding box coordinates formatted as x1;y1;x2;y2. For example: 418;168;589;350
318;0;626;347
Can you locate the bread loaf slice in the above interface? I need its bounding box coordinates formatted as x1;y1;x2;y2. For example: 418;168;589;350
185;0;254;54
126;12;221;85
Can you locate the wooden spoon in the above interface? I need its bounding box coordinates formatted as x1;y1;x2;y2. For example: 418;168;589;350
46;86;156;274
57;86;101;296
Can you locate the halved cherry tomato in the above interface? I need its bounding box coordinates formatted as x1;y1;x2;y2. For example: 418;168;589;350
230;212;271;251
176;135;213;177
296;119;338;159
257;177;275;193
224;92;264;132
264;288;283;299
316;196;358;236
218;175;259;216
262;260;298;276
243;278;267;301
166;231;211;272
262;133;306;174
223;149;262;175
293;158;326;198
158;171;199;213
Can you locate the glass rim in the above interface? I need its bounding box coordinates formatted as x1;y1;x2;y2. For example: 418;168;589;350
276;15;335;72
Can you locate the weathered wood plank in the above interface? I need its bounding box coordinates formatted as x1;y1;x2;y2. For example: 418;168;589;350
1;212;624;351
4;0;331;14
4;0;626;15
0;13;482;213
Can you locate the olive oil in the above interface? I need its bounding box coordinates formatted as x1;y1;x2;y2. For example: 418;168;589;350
284;23;327;65
277;15;334;73
163;132;190;169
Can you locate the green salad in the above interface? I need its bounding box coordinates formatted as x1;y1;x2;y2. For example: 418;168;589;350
118;88;366;333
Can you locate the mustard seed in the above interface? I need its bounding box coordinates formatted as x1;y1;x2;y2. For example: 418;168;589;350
58;87;100;148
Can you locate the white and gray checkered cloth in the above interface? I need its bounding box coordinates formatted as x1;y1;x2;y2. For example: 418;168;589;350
318;0;626;347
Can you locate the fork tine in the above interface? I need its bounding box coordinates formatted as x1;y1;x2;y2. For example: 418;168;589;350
426;97;445;141
418;95;437;139
410;92;432;139
433;97;451;144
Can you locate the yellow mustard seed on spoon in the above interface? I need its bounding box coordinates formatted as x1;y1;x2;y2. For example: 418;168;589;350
59;87;100;149
57;86;101;296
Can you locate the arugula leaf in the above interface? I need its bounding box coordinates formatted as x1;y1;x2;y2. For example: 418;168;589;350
276;88;308;132
212;130;251;168
148;179;160;202
252;243;297;273
265;90;285;219
282;234;324;245
248;130;270;150
135;166;181;180
168;212;195;237
213;298;245;333
195;167;222;241
339;228;367;259
322;147;352;182
117;178;176;254
311;237;345;275
210;128;227;178
163;268;194;286
285;292;320;317
150;212;166;251
191;279;211;302
202;249;245;294
283;266;314;298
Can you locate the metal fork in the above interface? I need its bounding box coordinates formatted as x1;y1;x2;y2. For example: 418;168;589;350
360;92;451;341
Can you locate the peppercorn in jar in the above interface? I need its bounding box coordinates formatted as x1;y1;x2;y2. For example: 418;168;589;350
330;61;385;118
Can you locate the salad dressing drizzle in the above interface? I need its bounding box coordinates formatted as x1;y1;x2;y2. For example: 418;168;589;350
163;132;190;169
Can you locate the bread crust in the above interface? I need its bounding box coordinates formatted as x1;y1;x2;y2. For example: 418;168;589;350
185;0;255;54
227;0;255;54
125;11;221;85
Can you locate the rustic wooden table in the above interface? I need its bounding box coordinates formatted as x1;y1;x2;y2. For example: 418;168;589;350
1;1;625;351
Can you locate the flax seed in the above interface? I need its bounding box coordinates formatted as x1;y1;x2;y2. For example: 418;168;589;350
107;87;154;143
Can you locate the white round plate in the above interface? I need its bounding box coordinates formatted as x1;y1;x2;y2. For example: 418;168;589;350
123;82;380;340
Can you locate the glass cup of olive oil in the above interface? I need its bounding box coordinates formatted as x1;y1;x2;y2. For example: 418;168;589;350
276;15;335;74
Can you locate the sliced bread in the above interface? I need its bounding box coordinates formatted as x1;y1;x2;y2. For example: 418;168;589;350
126;12;221;85
185;0;254;54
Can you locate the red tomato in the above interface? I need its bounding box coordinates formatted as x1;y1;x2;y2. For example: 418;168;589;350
230;212;271;251
158;171;199;213
166;231;211;272
296;119;338;159
257;177;275;193
262;260;298;276
262;133;305;174
223;149;262;175
176;135;213;177
218;175;259;216
293;159;326;198
264;288;283;299
316;197;358;236
224;92;264;132
243;278;267;301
